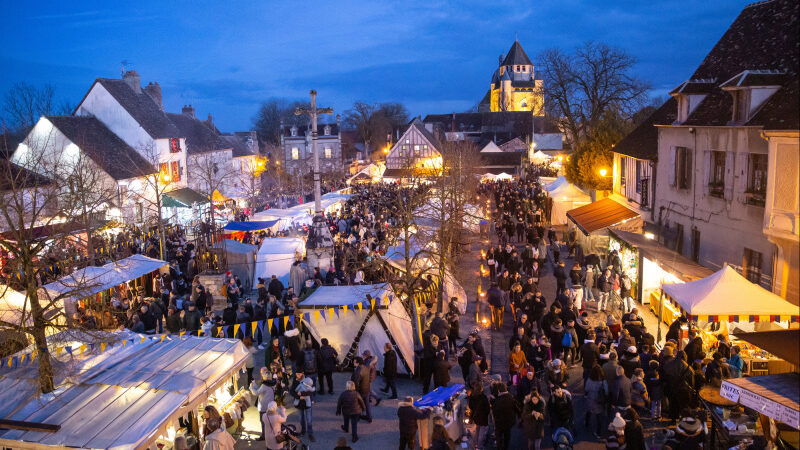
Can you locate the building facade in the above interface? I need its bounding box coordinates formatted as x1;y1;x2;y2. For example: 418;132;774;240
281;122;343;176
647;0;798;298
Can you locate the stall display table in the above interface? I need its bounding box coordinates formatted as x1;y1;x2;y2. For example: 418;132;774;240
414;384;467;448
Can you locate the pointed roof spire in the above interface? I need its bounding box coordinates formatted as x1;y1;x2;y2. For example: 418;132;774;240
502;41;532;67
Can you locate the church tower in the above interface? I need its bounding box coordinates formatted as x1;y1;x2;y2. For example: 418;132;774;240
484;41;544;115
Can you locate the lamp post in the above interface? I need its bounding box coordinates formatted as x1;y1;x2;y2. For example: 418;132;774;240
295;90;335;272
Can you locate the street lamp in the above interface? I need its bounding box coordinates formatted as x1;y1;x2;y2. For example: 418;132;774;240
599;168;608;177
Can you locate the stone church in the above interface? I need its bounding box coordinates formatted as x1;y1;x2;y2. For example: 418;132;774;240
478;41;544;115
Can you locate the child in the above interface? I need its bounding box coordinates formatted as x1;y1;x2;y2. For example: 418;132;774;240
645;360;662;420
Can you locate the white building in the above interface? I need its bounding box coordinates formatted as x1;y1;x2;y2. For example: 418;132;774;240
281;121;343;176
612;0;799;301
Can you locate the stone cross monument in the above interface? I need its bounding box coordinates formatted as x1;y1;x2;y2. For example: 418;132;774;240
295;90;334;272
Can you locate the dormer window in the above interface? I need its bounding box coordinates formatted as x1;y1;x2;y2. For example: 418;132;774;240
324;126;331;136
291;127;297;137
732;89;751;123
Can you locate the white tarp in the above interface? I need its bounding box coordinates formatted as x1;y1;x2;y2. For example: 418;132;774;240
42;255;167;317
545;176;567;192
252;208;313;231
0;334;247;449
346;164;385;185
531;150;553;164
548;181;591;225
661;265;799;319
299;284;415;374
254;237;305;286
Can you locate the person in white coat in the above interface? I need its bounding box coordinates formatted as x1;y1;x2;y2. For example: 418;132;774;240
250;367;276;441
263;401;289;450
202;417;235;450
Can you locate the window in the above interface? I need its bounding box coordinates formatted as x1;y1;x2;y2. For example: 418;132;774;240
324;147;332;159
414;144;420;155
743;248;762;284
213;162;219;174
118;185;128;205
405;139;410;144
674;223;685;255
619;157;626;192
733;90;750;123
135;203;143;223
169;138;181;153
635;161;642;193
675;147;692;189
291;127;297;137
291;147;299;160
709;151;726;197
171;161;181;182
746;154;768;206
423;144;428;150
324;126;330;136
160;163;169;178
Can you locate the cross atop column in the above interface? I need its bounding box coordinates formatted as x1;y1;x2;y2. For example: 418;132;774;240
295;90;333;216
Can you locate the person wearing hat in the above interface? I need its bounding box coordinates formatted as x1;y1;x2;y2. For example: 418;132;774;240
620;345;640;378
666;415;704;449
263;401;289;450
467;353;484;390
397;396;430;450
604;412;627;449
547;359;568;390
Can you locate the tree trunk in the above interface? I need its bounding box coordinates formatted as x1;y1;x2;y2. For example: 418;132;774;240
26;278;54;393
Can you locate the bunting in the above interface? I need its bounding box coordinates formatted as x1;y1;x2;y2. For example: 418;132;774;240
314;310;320;324
233;324;241;338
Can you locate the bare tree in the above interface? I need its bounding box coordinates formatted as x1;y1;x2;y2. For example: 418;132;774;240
1;83;57;136
0;128;108;393
188;151;236;228
343;102;409;160
252;98;310;146
538;42;649;147
235;157;268;214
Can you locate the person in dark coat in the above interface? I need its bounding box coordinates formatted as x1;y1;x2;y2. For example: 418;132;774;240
547;386;574;430
624;407;646;450
165;306;182;334
665;316;687;343
181;303;202;333
381;343;398;399
468;384;490;450
318;338;338;395
611;365;632;413
580;333;600;382
491;383;521;450
521;390;546;450
350;357;373;422
432;351;453;388
336;380;366;443
684;334;705;364
397;396;430;450
267;274;284;299
664;351;693;421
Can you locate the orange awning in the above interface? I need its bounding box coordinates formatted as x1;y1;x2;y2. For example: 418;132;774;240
212;190;231;203
567;197;640;235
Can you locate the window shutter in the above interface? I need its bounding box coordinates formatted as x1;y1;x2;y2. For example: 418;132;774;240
684;148;693;188
724;151;734;200
702;150;711;195
735;152;749;203
669;147;677;186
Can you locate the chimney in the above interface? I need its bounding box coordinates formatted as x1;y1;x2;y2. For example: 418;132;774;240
207;113;213;127
499;54;504;67
122;70;141;93
182;105;195;118
144;82;162;110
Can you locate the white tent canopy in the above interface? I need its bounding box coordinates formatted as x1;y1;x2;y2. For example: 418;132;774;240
252;208;313;230
548;181;591;225
531;150;553;164
0;334;247;449
299;284;415;374
254;237;305;286
215;239;257;290
662;265;799;322
346;163;385;184
545;176;567;192
42;254;167;317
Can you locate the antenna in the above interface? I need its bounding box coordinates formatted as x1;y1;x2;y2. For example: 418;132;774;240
515;31;518;42
121;60;130;76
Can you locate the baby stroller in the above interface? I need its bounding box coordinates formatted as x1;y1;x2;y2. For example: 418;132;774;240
552;427;574;450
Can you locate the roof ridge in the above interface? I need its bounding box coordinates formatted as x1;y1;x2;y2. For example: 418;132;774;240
744;0;777;9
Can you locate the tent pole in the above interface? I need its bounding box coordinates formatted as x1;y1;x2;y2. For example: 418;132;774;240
657;287;664;344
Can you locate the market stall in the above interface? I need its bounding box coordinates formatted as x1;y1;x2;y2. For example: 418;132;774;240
251;208;313;231
298;284;415;374
0;333;249;449
42;254;168;318
546;181;591;225
222;219;280;240
414;384;468;448
254;237;305;286
732;329;799;376
213;239;257;291
566;197;642;255
659;265;799;372
346;163;385;185
608;228;714;306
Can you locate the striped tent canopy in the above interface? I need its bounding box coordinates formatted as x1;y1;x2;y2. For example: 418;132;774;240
662;265;799;323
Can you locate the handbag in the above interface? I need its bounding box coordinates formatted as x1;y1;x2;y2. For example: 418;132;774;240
265;413;287;443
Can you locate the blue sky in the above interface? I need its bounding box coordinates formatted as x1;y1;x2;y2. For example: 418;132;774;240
1;0;753;132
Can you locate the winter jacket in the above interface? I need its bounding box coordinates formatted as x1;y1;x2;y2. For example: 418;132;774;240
487;286;504;308
319;344;338;373
351;364;371;396
182;309;202;332
249;379;275;411
397;401;430;436
467;391;490;426
491;392;521;430
383;348;398;377
580;341;600;370
611;375;632;408
203;428;236;450
302;347;319;374
165;312;182;333
336;390;366;417
521;397;546;439
433;358;453;387
263;409;287;450
547;392;573;426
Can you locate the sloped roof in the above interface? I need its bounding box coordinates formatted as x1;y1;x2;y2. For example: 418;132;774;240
566;198;640;235
219;134;256;158
480;151;523;166
0;160;50;191
408;118;439;147
424;111;559;136
681;0;799;128
502;41;533;66
92;79;180;139
166;112;225;155
611;98;677;160
46;115;156;180
282;123;339;137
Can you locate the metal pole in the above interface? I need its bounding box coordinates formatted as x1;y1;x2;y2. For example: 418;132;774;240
310;90;322;216
657;286;664;344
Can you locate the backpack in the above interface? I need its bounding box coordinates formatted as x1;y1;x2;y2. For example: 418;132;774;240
303;349;318;373
561;331;573;348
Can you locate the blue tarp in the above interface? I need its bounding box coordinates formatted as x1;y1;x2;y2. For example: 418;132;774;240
413;384;464;407
224;220;279;231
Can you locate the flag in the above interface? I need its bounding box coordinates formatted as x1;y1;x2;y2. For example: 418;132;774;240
283;316;290;329
217;326;224;337
122;341;127;348
257;320;265;333
303;313;311;324
370;299;376;310
342;305;348;317
334;307;340;318
31;350;37;361
100;343;107;353
314;310;320;324
6;357;11;367
357;302;363;313
252;321;258;338
79;345;87;357
268;318;274;333
329;307;335;319
140;336;147;344
222;326;230;337
160;334;167;343
289;315;295;327
233;324;241;338
320;309;326;321
179;331;186;339
65;346;73;356
198;329;203;337
19;354;26;364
